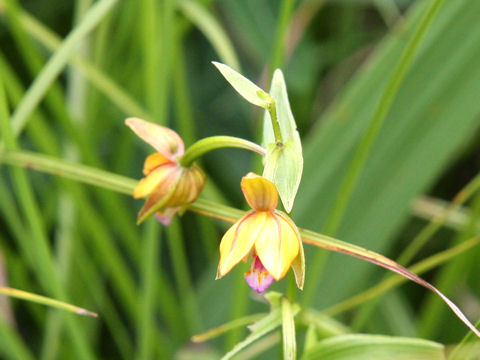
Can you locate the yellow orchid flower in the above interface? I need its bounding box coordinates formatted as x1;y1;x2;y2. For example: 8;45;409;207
217;173;305;293
126;118;205;225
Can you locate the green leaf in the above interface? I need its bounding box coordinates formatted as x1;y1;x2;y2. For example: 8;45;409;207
281;297;297;360
302;334;445;360
262;69;303;212
212;61;269;108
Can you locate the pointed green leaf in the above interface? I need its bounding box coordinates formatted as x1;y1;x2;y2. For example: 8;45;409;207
303;334;445;360
262;69;303;212
212;61;269;108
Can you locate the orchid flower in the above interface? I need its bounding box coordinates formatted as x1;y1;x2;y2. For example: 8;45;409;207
217;173;305;293
126;118;205;225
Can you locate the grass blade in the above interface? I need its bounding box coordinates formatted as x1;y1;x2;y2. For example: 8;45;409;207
0;287;97;317
4;0;118;141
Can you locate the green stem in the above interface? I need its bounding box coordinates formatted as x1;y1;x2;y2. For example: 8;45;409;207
267;100;283;145
179;136;265;167
192;313;265;343
281;297;296;360
255;90;283;144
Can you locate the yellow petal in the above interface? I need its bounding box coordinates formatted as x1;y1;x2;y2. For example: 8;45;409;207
133;163;177;199
241;173;278;211
275;211;304;289
136;172;179;224
254;212;300;280
125;117;184;158
143;153;170;175
217;212;268;278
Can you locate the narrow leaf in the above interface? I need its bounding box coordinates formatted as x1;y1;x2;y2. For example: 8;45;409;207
303;334;445;360
191;313;265;343
221;308;282;360
301;229;480;339
0;287;97;317
212;61;269;108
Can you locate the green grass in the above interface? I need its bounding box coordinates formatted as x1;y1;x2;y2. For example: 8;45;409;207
1;0;480;358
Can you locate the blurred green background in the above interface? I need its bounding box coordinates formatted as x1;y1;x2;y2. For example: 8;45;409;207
1;0;480;358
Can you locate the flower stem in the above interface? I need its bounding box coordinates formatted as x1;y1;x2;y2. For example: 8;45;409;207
256;90;283;144
267;99;283;145
179;136;265;167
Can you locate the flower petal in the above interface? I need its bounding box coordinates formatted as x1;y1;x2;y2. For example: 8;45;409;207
241;173;278;211
217;212;268;278
143;153;171;175
125;118;185;159
136;168;180;224
133;163;177;199
275;211;304;290
255;212;300;280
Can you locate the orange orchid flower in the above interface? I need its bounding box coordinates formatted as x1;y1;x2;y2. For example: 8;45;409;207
126;118;205;225
217;173;305;292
